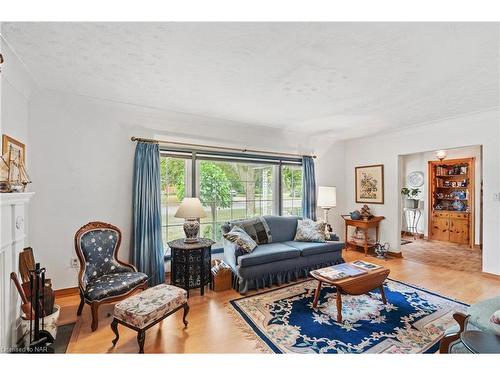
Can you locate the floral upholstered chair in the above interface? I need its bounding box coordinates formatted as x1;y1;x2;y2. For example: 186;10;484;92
75;222;148;331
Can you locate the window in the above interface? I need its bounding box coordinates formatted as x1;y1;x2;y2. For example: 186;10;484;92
281;165;303;217
160;151;302;250
198;160;275;246
160;155;189;253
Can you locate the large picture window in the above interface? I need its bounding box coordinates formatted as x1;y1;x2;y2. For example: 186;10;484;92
198;160;275;244
160;152;302;250
281;165;303;217
160;156;190;252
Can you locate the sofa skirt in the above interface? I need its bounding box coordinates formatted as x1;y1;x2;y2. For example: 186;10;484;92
233;251;344;294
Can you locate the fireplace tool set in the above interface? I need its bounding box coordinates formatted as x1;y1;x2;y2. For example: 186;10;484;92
11;260;55;353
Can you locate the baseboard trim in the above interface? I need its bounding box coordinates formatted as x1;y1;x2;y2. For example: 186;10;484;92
55;286;79;297
345;245;402;259
481;271;500;280
401;231;425;239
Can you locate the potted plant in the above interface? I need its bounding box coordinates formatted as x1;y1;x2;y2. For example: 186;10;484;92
401;187;421;208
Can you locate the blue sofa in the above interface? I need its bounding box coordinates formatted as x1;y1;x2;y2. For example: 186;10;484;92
222;215;344;294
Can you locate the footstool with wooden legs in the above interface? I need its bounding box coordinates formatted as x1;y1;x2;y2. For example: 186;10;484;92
111;283;189;353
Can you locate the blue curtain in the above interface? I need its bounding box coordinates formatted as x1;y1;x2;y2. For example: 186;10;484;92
302;156;317;221
132;141;165;286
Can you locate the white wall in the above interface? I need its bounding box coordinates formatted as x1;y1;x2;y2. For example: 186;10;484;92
344;109;500;275
0;37;34;167
0;35;37;347
401;145;482;242
315;141;346;237
28;90;336;289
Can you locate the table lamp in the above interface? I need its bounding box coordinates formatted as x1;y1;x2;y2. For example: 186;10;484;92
174;197;207;243
317;186;337;225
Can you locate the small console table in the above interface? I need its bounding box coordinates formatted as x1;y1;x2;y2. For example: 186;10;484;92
168;238;215;297
341;215;385;255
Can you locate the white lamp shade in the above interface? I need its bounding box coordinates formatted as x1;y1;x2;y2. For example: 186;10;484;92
317;186;337;208
174;197;207;219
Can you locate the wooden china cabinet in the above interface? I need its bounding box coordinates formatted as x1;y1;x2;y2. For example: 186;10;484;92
428;157;474;247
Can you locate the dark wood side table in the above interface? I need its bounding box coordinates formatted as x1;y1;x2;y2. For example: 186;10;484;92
168;238;215;297
341;215;385;255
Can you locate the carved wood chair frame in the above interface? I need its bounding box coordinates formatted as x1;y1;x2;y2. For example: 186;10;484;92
74;221;147;331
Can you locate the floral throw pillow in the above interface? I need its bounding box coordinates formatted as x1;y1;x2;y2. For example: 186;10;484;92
294;219;327;243
490;309;500;325
223;225;258;253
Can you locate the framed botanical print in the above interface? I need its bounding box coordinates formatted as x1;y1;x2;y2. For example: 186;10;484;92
355;164;384;204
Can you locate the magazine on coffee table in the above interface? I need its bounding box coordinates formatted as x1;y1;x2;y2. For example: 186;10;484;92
351;260;382;271
314;263;367;281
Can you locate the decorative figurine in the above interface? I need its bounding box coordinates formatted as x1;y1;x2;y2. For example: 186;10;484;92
360;204;372;220
374;242;390;259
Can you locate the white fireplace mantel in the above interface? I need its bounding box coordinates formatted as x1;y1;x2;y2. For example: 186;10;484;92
0;192;35;350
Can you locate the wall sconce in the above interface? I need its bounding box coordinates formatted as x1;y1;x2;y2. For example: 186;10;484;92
435;150;448;161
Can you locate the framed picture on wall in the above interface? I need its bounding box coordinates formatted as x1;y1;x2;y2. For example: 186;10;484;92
355;164;384;204
2;134;26;163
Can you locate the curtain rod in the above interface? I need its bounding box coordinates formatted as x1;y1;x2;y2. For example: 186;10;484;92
130;136;317;159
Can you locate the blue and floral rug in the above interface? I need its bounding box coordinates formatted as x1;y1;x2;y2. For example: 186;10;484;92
229;279;468;353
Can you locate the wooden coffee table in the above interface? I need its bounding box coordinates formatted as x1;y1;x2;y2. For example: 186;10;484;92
310;264;390;323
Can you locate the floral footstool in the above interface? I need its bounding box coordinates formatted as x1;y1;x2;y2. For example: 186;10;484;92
111;283;189;353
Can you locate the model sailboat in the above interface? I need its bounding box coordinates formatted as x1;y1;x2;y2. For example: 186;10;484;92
0;145;32;192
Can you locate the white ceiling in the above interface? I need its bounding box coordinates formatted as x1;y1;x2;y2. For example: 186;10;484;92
2;22;499;140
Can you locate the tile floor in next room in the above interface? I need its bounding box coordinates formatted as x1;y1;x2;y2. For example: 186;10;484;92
56;249;500;354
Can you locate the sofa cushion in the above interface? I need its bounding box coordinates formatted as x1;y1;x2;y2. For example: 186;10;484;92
222;217;272;244
237;243;300;267
293;219;327;243
283;240;344;257
223;225;258;253
262;215;300;243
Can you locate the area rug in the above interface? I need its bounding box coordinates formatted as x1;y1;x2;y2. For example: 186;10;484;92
401;240;413;245
229;279;468;354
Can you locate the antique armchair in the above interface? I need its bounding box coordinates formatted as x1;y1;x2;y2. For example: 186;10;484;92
75;222;148;331
439;296;500;353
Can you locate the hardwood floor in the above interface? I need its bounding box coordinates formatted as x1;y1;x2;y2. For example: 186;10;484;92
57;249;500;354
401;236;482;272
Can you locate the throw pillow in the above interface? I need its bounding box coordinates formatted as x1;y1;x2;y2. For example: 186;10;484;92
490;309;500;325
223;225;258;253
294;219;327;243
226;217;272;244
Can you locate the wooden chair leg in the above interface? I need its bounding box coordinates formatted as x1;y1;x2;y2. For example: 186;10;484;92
183;303;190;327
137;330;146;354
91;301;99;332
77;293;85;316
439;312;470;353
111;319;120;346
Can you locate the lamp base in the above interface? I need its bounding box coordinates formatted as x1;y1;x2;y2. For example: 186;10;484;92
183;218;200;243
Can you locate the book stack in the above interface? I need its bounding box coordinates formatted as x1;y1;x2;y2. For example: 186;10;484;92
351;260;382;271
314;263;366;281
